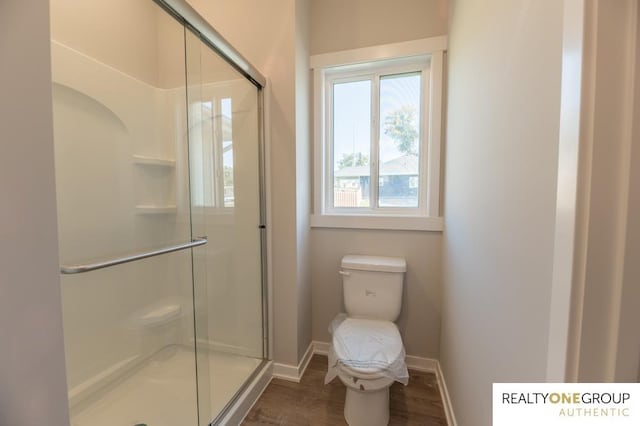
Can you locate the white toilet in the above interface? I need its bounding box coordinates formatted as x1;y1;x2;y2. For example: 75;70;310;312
326;255;408;426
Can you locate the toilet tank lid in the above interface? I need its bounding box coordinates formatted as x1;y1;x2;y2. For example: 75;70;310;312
341;255;407;273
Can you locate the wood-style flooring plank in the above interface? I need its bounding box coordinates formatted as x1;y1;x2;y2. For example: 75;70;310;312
242;354;447;425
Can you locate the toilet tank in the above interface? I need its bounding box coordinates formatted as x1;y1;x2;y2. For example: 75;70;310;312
341;255;406;322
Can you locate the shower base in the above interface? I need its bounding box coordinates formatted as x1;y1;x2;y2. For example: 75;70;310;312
69;345;262;426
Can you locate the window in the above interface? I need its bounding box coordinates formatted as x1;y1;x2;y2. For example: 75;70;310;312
329;69;423;210
311;37;446;231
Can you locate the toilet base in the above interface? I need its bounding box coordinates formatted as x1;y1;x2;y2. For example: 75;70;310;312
344;386;390;426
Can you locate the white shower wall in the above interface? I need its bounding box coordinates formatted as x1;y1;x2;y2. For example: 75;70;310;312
52;39;197;402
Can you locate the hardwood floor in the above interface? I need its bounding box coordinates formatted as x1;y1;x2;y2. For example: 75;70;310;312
242;355;447;425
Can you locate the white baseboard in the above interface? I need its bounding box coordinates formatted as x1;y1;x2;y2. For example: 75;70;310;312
403;354;457;425
436;361;457;426
272;341;315;383
405;354;438;372
312;340;330;356
218;361;273;426
271;362;300;382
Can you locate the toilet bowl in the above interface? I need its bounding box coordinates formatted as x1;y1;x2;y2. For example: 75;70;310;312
326;255;408;426
332;317;406;426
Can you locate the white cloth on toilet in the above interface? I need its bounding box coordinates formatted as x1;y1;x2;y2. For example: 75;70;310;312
325;313;409;385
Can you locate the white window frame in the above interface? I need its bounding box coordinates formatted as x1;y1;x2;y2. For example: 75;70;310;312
325;60;428;216
310;37;446;231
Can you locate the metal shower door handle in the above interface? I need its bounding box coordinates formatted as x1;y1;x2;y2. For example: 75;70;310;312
60;237;208;275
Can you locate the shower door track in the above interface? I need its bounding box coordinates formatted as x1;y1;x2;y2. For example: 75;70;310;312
60;237;208;274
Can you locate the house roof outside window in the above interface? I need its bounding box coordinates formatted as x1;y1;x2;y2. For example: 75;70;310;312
335;154;418;178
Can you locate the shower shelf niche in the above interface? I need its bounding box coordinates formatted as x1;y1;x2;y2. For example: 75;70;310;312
133;154;177;215
132;155;176;168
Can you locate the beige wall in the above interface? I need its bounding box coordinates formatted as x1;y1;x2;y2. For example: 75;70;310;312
617;7;640;380
575;0;640;383
310;0;448;54
440;0;563;424
0;1;70;425
187;0;312;366
295;0;313;360
616;74;640;381
309;0;448;359
50;0;161;86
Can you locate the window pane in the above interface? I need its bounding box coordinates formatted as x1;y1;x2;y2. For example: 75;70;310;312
332;80;371;208
192;100;215;207
221;98;234;207
191;98;233;208
378;73;421;208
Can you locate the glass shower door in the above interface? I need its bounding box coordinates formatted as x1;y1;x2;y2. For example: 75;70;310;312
51;1;208;425
186;30;266;423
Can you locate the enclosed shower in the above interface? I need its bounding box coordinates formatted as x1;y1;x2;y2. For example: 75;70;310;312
50;1;268;424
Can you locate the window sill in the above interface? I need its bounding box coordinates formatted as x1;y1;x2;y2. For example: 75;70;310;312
310;214;443;231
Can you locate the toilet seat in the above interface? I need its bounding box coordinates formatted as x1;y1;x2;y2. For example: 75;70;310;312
332;318;404;378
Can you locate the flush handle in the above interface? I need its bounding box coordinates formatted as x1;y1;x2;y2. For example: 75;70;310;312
338;270;351;276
